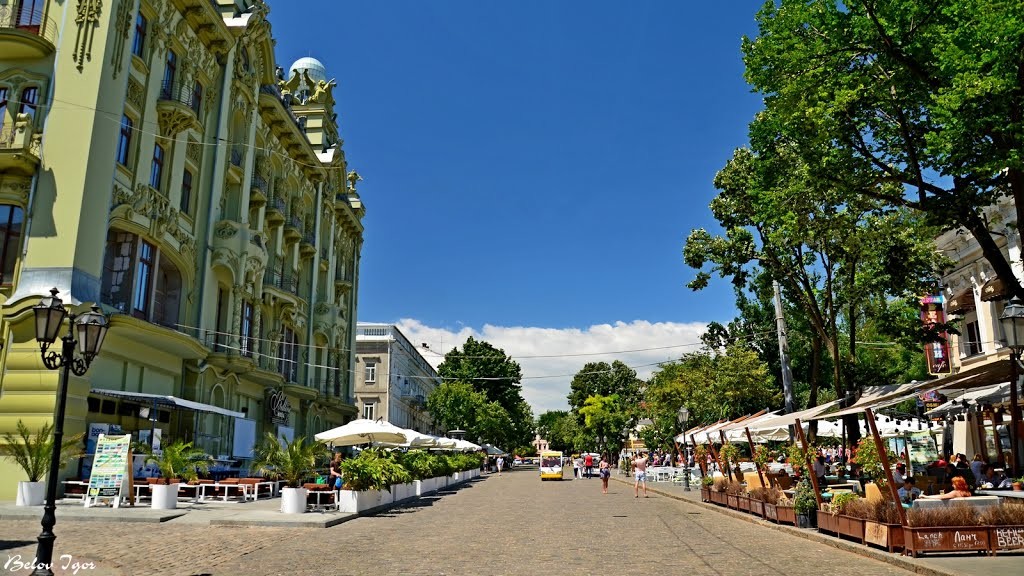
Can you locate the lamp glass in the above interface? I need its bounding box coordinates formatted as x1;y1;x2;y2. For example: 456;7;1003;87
999;296;1024;351
677;406;689;425
75;306;109;359
33;289;67;344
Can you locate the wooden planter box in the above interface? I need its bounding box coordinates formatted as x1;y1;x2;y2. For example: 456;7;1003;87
726;494;739;509
992;525;1024;553
710;490;727;505
816;510;838;534
749;499;765;518
776;505;796;525
837;514;866;544
764;502;778;522
700;487;710;502
737;495;750;512
865;521;905;553
904;526;992;557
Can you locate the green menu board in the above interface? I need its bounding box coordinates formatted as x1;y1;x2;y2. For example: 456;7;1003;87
907;431;938;474
85;434;132;507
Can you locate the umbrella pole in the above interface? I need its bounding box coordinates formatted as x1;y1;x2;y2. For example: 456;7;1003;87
794;418;823;509
720;431;734;482
745;426;766;489
707;437;725;481
865;408;908;526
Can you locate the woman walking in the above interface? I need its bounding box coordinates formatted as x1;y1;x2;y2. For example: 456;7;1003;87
599;454;610;494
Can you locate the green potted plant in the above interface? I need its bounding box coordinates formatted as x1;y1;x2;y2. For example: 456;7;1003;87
793;478;817;529
137;439;211;509
1;420;83;506
338;448;412;513
251;433;323;514
1013;476;1023;491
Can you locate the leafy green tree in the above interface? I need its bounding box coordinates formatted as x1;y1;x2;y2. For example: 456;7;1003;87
567;361;642;413
741;0;1024;298
547;412;581;453
578;394;630;457
438;337;523;413
426;381;484;434
475;401;514;448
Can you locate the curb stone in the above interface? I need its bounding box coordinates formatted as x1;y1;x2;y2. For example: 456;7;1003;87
610;477;955;576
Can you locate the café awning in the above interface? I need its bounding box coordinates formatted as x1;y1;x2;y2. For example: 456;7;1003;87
91;388;245;418
946;288;976;315
980;276;1010;302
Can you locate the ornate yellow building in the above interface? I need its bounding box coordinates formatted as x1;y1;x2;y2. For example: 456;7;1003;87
0;0;364;497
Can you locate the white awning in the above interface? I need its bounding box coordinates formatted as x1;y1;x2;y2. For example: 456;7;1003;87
91;388;245;418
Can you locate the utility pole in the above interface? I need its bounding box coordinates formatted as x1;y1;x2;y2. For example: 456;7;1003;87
774;281;796;438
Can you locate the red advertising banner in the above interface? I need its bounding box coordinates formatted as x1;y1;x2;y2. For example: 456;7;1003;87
920;295;952;374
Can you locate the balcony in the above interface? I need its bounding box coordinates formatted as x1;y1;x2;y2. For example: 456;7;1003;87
334;267;353;289
0;5;57;59
263;269;297;294
250;173;268;205
283;215;302;243
156;80;201;137
227;145;244;183
319;246;330;271
299;231;316;257
266;195;286;225
0;117;40;175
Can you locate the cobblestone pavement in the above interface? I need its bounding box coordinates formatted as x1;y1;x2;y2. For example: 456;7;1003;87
0;471;914;576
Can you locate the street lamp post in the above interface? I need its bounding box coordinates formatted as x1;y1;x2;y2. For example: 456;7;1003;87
677;406;690;491
999;296;1024;477
30;289;109;576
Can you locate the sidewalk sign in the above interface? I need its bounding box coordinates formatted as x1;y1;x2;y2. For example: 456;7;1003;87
84;434;134;508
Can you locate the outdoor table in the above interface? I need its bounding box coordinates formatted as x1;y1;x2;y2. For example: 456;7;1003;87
198;482;251;502
61;480;88;499
307;489;337;511
977;489;1024;500
133;484;151;502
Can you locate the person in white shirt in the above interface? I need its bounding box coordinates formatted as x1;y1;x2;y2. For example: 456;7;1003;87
898;477;921;503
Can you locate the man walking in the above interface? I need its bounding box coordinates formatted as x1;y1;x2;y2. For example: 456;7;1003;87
584;453;594;479
496;456;504;476
633;453;648;498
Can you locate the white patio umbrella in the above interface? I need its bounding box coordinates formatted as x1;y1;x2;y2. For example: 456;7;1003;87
374;428;439;448
314;418;410;446
432;436;459;449
451;438;481;452
481;443;506;456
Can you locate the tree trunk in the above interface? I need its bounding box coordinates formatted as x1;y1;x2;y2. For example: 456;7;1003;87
807;334;822;443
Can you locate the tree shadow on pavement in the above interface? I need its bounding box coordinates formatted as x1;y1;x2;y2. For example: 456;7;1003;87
374;496;441;517
0;540;34;552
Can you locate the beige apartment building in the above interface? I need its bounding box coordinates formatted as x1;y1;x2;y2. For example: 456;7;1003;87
354;324;439;434
0;0;364;497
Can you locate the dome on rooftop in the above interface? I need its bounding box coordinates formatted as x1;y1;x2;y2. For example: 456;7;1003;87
290;57;327;86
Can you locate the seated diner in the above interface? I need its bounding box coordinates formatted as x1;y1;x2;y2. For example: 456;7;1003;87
919;475;971;500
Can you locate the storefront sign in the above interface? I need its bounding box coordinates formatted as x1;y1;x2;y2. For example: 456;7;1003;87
267;389;291;426
920;295;952;374
85;434;132;506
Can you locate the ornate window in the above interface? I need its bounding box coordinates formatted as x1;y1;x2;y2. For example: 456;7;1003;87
18;87;37;123
0;88;8;131
0;205;24;286
150;143;164;190
191;81;203;116
162;50;177;95
132;13;147;58
180;168;193;214
101;230;182;326
241;301;254;357
278;327;298;382
16;0;43;31
116;115;133;166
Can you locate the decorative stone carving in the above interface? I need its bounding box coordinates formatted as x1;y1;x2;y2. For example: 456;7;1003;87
214;221;238;239
186;140;202;165
73;0;104;72
110;0;132;78
126;77;145;110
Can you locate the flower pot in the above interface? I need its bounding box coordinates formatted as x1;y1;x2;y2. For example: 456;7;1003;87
280;487;308;514
1013;482;1023;492
150;483;179;510
796;513;815;529
16;481;45;507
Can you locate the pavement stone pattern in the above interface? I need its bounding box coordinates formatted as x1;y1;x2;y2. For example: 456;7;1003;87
0;470;915;576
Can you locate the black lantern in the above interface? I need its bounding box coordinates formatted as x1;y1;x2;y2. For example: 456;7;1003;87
999;295;1024;478
75;305;109;362
32;288;67;353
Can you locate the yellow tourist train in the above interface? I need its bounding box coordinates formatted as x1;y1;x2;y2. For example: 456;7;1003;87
540;450;564;480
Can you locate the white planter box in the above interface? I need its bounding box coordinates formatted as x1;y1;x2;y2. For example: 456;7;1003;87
393;482;415;502
338;489;394;514
151;483;179;510
280;487;308;514
16;481;45;506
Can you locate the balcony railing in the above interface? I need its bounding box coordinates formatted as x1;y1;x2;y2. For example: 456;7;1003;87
0;5;58;46
268;195;286;214
251;173;268;196
229;145;244;168
263;270;297;293
286;215;302;230
158;80;199;115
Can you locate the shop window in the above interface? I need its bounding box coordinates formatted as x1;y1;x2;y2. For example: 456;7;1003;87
100;400;117;415
87;397;100;413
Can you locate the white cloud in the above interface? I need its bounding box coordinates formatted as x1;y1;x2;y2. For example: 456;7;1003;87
394;319;708;415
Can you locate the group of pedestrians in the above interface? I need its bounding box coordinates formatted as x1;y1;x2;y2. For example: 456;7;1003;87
571;453;612;493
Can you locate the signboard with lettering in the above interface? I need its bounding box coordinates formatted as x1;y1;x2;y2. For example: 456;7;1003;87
267;389;291;426
994;527;1024;551
907;431;938;474
907;527;991;555
84;434;133;508
920;295;952;374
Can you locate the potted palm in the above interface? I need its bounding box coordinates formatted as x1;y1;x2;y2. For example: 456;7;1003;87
251;433;323;514
138;440;211;509
1;420;83;506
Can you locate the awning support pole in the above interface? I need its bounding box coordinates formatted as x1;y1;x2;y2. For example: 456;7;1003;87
794;418;823;508
690;434;707;476
865;408;908;526
745;426;766;489
720;430;734;481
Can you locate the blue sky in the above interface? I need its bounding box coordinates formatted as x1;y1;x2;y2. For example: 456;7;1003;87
270;1;767;412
